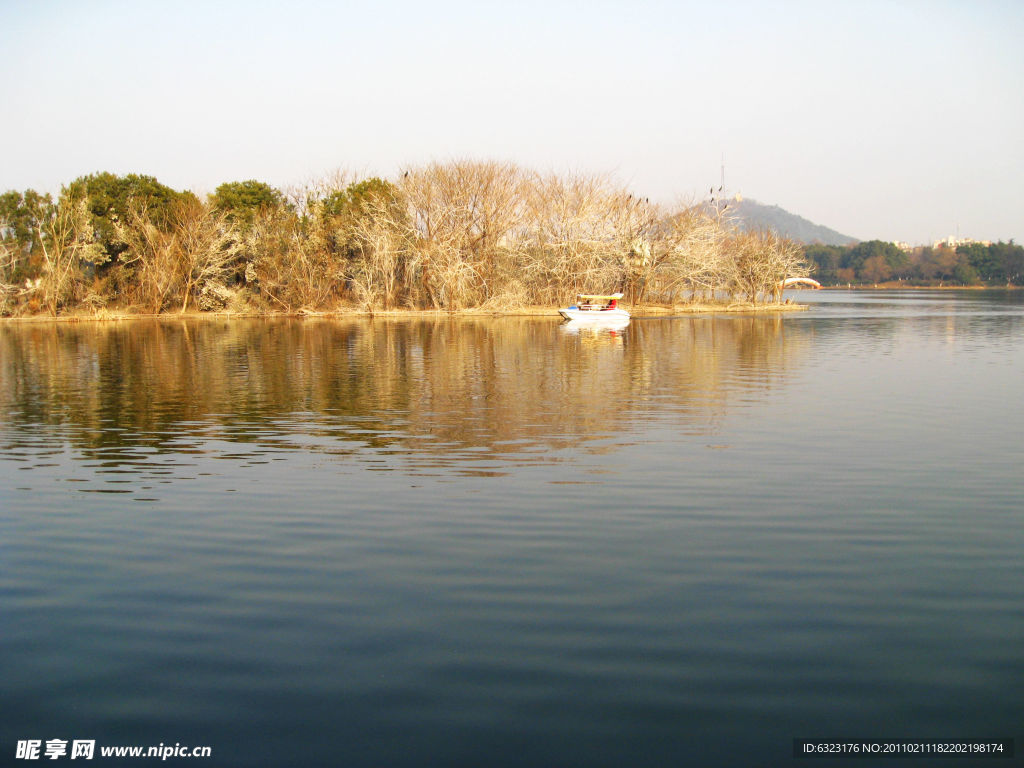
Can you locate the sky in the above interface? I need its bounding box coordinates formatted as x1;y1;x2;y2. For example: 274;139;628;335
2;0;1022;245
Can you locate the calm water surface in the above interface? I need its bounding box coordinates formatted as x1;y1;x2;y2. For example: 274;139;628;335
2;291;1022;767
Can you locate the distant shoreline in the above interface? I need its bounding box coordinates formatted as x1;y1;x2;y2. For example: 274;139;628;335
821;283;1019;290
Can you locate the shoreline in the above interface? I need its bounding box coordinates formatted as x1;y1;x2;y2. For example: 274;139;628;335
0;302;810;324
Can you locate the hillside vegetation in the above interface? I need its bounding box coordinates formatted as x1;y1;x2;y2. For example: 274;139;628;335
730;198;857;246
727;198;1023;286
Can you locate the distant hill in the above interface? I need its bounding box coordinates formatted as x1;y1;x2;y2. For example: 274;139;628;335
726;198;858;246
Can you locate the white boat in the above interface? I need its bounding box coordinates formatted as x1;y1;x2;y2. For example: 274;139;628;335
558;293;630;324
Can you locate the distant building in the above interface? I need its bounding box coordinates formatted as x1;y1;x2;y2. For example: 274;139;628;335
893;241;912;252
933;236;992;249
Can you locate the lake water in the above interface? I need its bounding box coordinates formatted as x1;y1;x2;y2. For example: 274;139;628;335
2;291;1022;767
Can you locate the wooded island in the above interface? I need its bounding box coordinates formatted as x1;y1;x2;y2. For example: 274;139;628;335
1;161;808;317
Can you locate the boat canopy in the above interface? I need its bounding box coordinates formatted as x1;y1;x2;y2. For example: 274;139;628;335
576;293;623;300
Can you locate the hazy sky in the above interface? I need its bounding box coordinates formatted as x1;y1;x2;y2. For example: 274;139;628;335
2;0;1022;244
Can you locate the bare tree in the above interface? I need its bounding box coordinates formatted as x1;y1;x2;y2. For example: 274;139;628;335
0;217;18;314
285;168;358;218
36;197;106;315
654;204;735;303
344;193;418;309
517;171;631;303
114;205;182;312
728;229;808;303
399;160;526;309
174;199;243;313
246;208;342;312
612;195;660;304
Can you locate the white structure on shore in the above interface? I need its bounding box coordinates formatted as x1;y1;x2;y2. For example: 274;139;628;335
891;236;993;252
932;236;992;249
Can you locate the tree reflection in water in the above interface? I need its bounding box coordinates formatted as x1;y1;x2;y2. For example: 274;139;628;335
0;316;811;476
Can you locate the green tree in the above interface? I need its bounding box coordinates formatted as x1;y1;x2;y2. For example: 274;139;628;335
316;178;406;264
952;259;979;285
989;241;1023;285
1;190;52;252
210;180;286;228
958;243;1000;282
804;244;844;284
843;240;908;282
0;190;54;289
319;177;400;219
62;173;194;263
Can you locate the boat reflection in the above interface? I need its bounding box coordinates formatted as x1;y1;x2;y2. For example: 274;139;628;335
560;318;630;338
